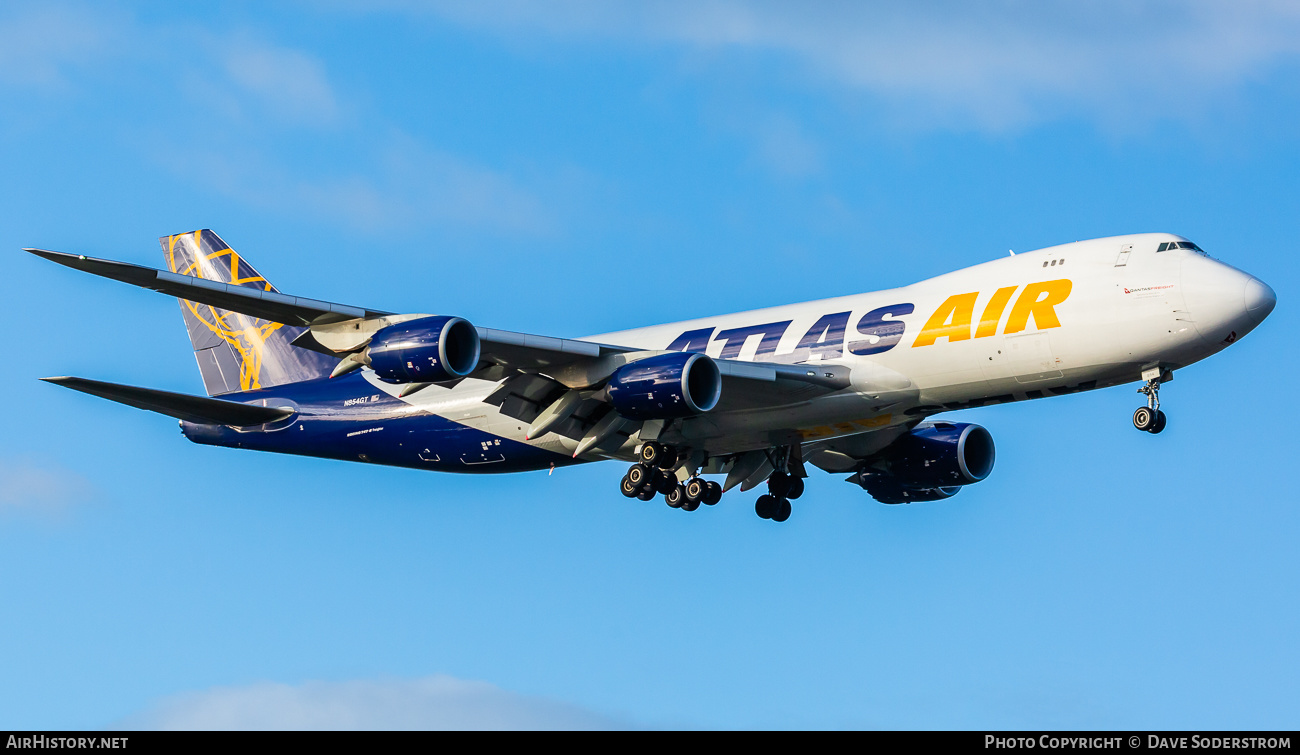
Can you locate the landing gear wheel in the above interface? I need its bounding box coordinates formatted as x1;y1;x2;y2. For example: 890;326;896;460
755;494;777;519
654;471;678;495
620;476;640;498
638;442;666;468
1133;406;1156;432
684;478;706;504
772;498;792;523
703;481;722;505
666;485;686;508
635;486;656;501
786;476;805;500
626;463;653;488
1149;409;1167;434
681;497;700;512
767;473;793;498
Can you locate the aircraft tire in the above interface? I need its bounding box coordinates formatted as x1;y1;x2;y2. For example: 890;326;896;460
684;478;706;504
626;462;655;486
666;485;686;508
786;476;805;500
654;471;678;495
703;481;722;505
636;486;657;501
1132;406;1156;432
638;442;665;467
682;498;700;512
620;475;640;498
1149;410;1167;434
768;472;792;498
755;494;776;519
772;498;792;523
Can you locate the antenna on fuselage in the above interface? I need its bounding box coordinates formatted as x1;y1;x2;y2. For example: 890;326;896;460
1008;249;1015;256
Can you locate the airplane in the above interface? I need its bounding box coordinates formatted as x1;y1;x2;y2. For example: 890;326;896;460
29;230;1275;522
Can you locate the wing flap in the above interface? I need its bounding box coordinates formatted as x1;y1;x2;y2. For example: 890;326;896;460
41;376;294;426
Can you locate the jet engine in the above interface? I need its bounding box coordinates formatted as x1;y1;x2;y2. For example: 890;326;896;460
366;316;481;384
852;422;995;504
606;352;722;420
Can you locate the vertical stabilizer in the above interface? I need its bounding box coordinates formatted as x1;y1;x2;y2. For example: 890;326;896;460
163;230;339;396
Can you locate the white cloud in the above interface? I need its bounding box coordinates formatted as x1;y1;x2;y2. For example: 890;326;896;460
0;458;90;515
0;6;339;128
0;5;119;89
216;35;340;125
379;0;1300;131
157;131;555;235
156;31;343;129
120;675;633;730
752;115;821;178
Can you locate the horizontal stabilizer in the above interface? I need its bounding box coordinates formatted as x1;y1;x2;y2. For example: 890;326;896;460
41;376;294;426
26;248;390;326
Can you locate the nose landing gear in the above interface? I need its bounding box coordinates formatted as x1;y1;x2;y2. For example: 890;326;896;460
1133;368;1171;434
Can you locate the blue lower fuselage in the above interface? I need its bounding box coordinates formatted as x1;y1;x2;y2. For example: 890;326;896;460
181;372;573;474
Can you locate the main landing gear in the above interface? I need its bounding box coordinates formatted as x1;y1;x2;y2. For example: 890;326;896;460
619;442;722;512
619;441;812;522
1133;369;1171;434
753;444;807;523
754;470;804;523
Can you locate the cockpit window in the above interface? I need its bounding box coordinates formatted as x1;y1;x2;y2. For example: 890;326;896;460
1158;240;1207;254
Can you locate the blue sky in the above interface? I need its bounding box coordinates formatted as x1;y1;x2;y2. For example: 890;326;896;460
1;1;1297;729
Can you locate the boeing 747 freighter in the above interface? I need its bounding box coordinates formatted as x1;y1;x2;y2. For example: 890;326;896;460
30;230;1275;521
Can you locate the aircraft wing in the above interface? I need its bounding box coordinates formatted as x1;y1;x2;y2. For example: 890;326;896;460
28;248;635;367
29;248;848;401
27;249;388;326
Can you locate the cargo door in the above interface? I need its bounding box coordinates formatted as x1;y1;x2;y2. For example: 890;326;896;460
1006;332;1063;383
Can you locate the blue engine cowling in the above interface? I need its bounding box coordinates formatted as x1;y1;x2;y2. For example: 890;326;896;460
606;352;722;420
856;422;995;504
367;316;481;384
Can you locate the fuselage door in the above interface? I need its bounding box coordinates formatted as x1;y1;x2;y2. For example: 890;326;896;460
1114;243;1133;267
1007;332;1064;383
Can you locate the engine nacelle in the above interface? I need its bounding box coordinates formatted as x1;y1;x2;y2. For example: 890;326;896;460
606;352;722;420
860;482;962;505
855;422;995;504
367;316;481;384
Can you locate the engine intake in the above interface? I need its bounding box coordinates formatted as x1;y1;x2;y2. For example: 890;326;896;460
606;352;721;420
367;316;481;384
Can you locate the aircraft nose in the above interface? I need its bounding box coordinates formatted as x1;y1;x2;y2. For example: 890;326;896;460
1180;256;1274;347
1244;277;1276;324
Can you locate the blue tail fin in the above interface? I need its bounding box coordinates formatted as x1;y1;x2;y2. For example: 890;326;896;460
163;230;339;396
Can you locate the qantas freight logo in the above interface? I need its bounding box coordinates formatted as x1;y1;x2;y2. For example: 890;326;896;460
667;279;1072;359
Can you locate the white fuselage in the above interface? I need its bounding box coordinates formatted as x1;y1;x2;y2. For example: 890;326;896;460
367;233;1275;463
